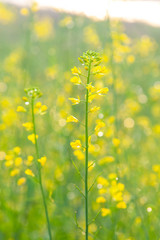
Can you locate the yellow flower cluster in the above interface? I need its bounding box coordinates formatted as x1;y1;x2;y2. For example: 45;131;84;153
4;147;36;186
96;174;128;217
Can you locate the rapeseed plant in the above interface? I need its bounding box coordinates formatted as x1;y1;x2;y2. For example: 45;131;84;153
17;87;52;240
67;50;109;239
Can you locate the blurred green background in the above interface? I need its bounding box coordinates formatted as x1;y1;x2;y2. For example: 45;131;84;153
1;2;160;240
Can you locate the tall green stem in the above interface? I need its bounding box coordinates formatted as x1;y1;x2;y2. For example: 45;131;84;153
31;98;52;240
85;61;91;240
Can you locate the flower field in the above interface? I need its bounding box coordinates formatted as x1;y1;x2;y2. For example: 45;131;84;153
1;2;160;240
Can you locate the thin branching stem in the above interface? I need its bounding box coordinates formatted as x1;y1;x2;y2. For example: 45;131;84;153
85;60;91;240
31;98;52;240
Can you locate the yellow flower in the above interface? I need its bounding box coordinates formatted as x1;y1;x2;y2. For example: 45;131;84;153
86;83;96;93
152;165;160;172
22;96;28;102
5;154;13;161
92;66;108;76
96;196;106;203
20;8;29;16
97;176;109;186
88;94;97;103
74;150;85;161
112;138;120;147
22;122;33;131
35;102;42;108
90;106;100;113
10;168;20;177
117;183;125;191
28;134;38;144
70;76;81;85
101;208;111;217
99;156;115;165
95;120;105;132
38;156;47;167
5;160;13;167
0;3;15;24
25;169;35;177
109;173;117;179
28;155;34;162
97;87;109;95
41;105;48;112
15;157;22;166
113;192;123;202
116;201;127;209
68;96;80;105
34;18;53;40
16;106;26;112
13;146;21;154
66;115;79;123
31;1;38;12
71;66;81;75
70;140;82;150
25;155;34;166
17;177;26;186
127;55;135;64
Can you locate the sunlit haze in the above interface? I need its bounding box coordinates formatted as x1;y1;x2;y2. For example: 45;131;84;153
1;0;160;26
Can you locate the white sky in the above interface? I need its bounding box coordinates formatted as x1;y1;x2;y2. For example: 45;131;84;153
1;0;160;26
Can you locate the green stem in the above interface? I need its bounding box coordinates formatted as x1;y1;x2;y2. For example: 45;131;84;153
31;98;52;240
85;61;91;240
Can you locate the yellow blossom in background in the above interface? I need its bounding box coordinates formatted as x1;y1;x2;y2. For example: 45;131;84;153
22;122;33;131
134;216;142;225
38;156;47;167
59;16;73;28
35;102;42;108
25;155;34;166
16;106;26;112
101;208;111;217
116;201;127;209
25;169;35;177
83;26;101;48
97;176;109;187
127;55;135;64
34;18;53;40
31;1;38;12
90;106;100;113
17;177;26;186
15;157;22;166
96;196;106;203
112;138;120;147
45;65;57;79
20;8;29;16
68;96;80;105
113;192;123;201
70;76;81;85
10;168;20;177
109;173;117;179
28;156;34;162
28;134;38;144
13;146;21;155
41;105;48;112
74;150;85;161
0;3;15;24
70;140;82;150
152;165;160;172
66;115;79;123
95;120;105;132
99;156;115;165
